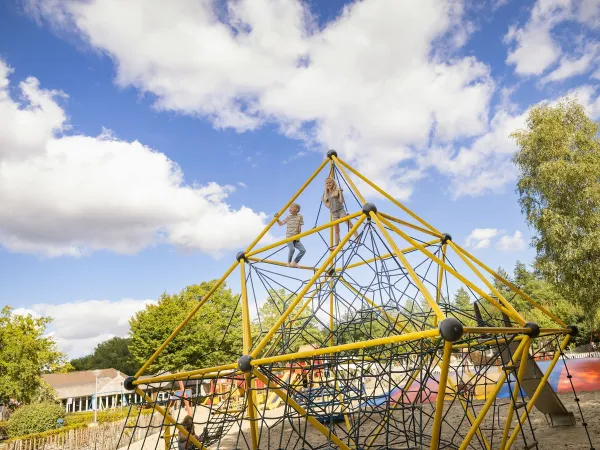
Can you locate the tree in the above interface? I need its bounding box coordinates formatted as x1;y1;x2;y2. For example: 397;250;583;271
0;306;69;404
129;281;243;374
452;287;476;326
511;98;600;314
253;289;323;353
71;337;140;375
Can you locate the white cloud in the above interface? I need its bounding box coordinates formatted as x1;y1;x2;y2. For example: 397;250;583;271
13;299;154;358
541;42;600;84
0;59;269;257
25;0;494;201
465;228;500;249
505;0;599;77
496;230;526;252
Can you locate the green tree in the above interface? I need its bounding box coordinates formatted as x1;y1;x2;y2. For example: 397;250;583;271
129;281;243;374
511;98;600;314
452;287;476;326
70;337;140;375
253;289;323;354
0;307;69;404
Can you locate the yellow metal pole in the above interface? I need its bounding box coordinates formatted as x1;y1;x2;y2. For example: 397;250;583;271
252;369;352;450
377;215;523;325
458;338;529;450
500;336;531;449
379;212;443;238
430;340;453;450
329;159;335;347
448;241;526;325
505;335;571;449
451;242;567;327
246;256;315;271
335;239;440;271
434;242;447;327
251;216;366;357
134;260;239;378
135;388;207;450
240;260;259;450
370;212;445;322
244;158;329;254
246;211;362;258
335;156;441;234
332;157;367;204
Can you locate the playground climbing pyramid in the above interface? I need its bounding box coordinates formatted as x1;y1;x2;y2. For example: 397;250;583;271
118;151;592;450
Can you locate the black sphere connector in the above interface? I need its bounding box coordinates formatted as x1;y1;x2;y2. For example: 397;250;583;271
238;355;253;373
326;149;338;159
124;376;136;391
362;203;377;215
525;322;541;339
568;324;579;337
439;317;464;342
441;233;452;244
236;251;247;262
327;268;336;277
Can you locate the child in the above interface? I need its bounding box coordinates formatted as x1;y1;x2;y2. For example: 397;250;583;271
178;415;204;450
323;177;359;248
275;203;306;267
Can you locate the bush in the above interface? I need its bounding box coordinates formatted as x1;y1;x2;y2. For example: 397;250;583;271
7;422;88;442
7;402;65;438
65;407;152;426
0;420;8;440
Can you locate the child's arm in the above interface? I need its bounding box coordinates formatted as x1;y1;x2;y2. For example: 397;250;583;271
274;213;285;226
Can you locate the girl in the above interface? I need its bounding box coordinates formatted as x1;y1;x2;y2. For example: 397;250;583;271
178;415;203;450
322;177;359;248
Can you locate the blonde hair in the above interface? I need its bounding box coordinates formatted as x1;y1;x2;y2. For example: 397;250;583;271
290;203;301;212
323;177;342;202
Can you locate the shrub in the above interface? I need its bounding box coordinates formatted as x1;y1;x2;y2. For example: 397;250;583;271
0;420;8;440
7;402;65;438
64;407;152;426
7;422;88;442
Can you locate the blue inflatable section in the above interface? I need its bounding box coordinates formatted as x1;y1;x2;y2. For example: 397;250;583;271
497;360;562;399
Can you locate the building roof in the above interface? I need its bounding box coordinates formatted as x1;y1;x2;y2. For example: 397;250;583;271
43;369;127;399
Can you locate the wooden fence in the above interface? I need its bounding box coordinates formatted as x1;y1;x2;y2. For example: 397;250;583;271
5;412;164;450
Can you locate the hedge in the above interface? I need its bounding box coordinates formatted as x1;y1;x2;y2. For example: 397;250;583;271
7;402;65;438
6;422;88;442
0;420;8;440
65;407;152;426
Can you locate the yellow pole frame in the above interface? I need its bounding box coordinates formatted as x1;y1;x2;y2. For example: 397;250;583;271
329;160;335;348
370;212;445;321
500;337;531;449
334;156;441;234
246;256;315;271
448;241;525;325
434;242;447;327
251;216;367;358
376;214;523;325
240;260;259;450
252;369;351;450
505;335;571;449
451;242;567;327
430;340;453;450
379;212;442;238
458;337;529;450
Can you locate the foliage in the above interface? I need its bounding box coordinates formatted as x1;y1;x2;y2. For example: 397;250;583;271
0;420;8;440
70;337;140;375
7;422;88;442
7;401;64;438
64;407;152;426
252;289;323;353
0;306;70;405
451;287;476;327
129;281;243;373
511;98;600;314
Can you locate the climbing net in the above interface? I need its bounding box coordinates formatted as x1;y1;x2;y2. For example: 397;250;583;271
117;152;594;450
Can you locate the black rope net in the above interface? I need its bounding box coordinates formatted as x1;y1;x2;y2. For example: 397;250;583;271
117;161;594;450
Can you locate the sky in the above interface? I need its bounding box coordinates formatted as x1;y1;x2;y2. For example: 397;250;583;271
0;0;599;358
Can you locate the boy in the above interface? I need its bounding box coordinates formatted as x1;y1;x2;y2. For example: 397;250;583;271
275;203;306;267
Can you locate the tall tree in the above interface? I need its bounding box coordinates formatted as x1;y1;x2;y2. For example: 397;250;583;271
511;98;600;314
452;287;476;326
70;337;140;375
129;281;243;374
0;306;70;404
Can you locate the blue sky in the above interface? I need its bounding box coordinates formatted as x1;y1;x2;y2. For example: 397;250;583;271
1;0;598;357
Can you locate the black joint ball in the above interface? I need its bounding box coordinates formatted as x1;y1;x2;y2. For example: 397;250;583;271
568;324;579;337
326;149;338;159
439;317;464;342
525;322;541;339
362;203;377;215
327;268;335;277
236;251;246;262
238;355;253;373
124;376;137;391
441;233;452;244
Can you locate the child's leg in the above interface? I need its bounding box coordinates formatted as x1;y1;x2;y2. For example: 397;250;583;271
333;223;340;247
293;241;306;264
287;241;295;264
347;219;359;240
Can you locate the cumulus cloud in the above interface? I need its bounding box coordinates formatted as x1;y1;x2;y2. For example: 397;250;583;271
505;0;599;78
465;228;500;249
25;0;495;200
14;299;155;358
496;230;526;252
0;59;269;257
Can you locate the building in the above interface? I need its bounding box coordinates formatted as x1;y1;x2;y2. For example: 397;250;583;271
42;369;145;413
